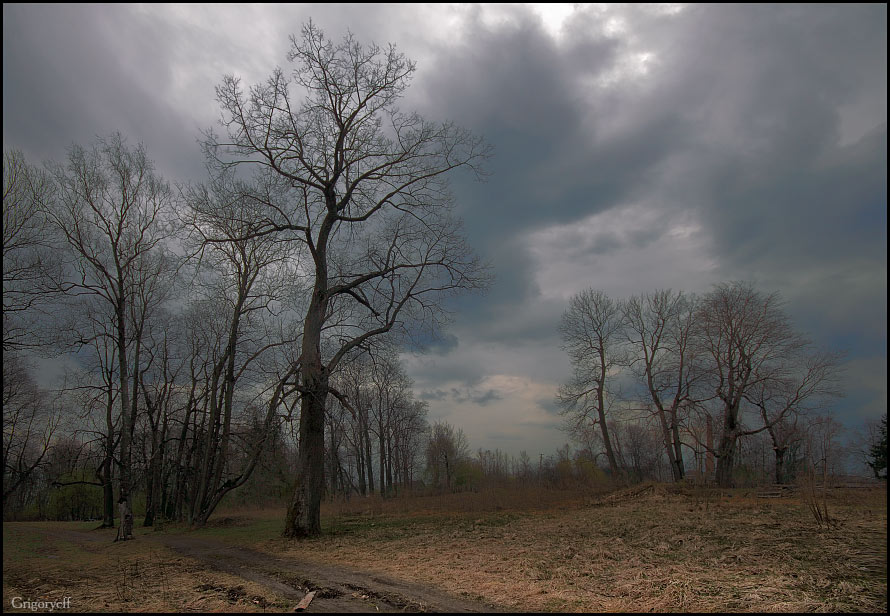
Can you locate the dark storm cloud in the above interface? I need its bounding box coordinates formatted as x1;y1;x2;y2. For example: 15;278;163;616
3;4;206;180
407;3;885;435
610;4;888;366
414;7;683;241
418;386;503;407
3;3;885;451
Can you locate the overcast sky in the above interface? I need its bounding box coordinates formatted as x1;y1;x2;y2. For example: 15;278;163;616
4;3;886;458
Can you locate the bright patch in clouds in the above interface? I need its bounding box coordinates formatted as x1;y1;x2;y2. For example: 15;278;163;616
528;204;719;300
529;3;577;39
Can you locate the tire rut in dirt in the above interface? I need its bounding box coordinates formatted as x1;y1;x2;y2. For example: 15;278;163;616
152;533;499;612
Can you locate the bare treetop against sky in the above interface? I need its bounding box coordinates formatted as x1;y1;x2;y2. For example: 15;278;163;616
3;3;886;456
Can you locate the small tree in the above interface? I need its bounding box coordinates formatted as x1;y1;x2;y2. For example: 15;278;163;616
425;421;470;491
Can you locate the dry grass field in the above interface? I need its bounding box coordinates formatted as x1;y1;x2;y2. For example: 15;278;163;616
3;483;886;612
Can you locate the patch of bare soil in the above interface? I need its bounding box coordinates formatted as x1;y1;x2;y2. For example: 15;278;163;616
3;523;500;613
152;532;500;613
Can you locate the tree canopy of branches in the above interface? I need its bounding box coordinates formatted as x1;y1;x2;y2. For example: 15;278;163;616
205;22;490;537
2;149;58;352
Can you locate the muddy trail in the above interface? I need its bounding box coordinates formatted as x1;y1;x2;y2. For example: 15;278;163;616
42;526;501;613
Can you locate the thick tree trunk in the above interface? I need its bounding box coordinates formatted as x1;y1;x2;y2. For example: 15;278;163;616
597;401;620;476
596;355;620;476
100;414;116;528
715;400;742;488
284;289;328;538
715;433;737;488
671;417;685;481
115;300;134;542
116;498;134;542
363;413;375;494
356;432;367;496
656;408;682;482
100;457;115;528
284;378;327;537
386;437;395;496
774;447;787;484
378;429;386;497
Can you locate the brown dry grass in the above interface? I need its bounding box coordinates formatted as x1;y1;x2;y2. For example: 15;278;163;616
3;483;886;613
2;523;290;613
270;483;887;613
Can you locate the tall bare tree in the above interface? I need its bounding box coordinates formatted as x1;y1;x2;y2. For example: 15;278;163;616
557;289;624;476
181;171;303;526
623;290;699;481
47;133;173;541
693;282;836;488
65;317;121;528
206;22;490;537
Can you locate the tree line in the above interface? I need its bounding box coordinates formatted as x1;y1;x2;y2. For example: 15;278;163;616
555;285;865;488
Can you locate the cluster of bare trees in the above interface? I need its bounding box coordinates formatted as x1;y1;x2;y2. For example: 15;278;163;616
324;345;429;498
2;23;489;538
558;285;845;488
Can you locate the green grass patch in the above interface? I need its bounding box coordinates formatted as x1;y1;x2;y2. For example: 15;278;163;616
189;516;283;545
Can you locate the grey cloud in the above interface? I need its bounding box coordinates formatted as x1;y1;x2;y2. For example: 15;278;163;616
419;389;449;402
450;387;503;407
536;397;562;417
484;432;525;442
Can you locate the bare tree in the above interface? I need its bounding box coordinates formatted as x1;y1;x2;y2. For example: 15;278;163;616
332;349;376;496
65;318;122;528
206;22;490;537
46;133;173;541
693;282;836;488
425;421;470;491
366;347;413;497
623;290;699;481
182;169;305;526
323;345;429;499
557;289;624;476
2;354;60;514
744;348;842;484
865;415;886;480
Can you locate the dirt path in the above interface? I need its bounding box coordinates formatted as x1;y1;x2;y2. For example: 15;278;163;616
154;533;501;613
35;525;500;612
